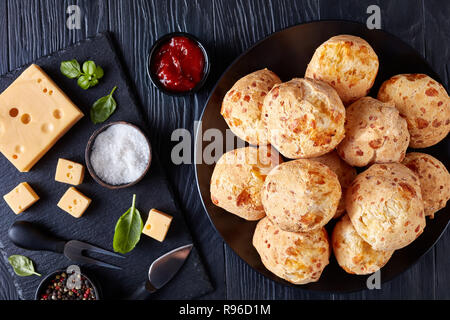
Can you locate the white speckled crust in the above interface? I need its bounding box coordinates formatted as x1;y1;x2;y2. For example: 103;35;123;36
262;78;345;159
346;163;426;251
262;159;341;232
377;73;450;148
336;97;410;167
253;217;330;285
310;150;357;218
402;152;450;218
305;35;379;105
210;146;282;221
221;69;281;145
332;215;394;275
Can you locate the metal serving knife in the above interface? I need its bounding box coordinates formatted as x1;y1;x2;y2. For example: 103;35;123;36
128;243;193;300
8;220;124;270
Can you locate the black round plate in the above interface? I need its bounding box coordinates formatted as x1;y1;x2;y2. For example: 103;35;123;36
194;20;450;292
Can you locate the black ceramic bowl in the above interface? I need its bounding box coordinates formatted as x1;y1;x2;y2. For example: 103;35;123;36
35;267;102;300
85;121;152;189
147;32;210;96
195;20;450;293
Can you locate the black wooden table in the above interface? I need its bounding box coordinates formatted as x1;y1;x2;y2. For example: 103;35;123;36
0;0;449;300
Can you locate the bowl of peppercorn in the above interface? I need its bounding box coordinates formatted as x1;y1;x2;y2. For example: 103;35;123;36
35;267;101;300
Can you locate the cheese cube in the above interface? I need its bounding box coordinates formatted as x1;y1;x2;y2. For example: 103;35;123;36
3;182;40;214
55;158;85;185
0;64;84;172
142;209;173;242
57;187;91;218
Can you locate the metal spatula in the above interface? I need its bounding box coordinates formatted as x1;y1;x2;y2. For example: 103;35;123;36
8;220;124;270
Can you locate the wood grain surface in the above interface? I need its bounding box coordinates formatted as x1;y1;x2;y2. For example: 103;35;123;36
0;0;449;300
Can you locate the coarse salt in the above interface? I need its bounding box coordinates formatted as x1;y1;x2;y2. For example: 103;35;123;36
90;124;150;185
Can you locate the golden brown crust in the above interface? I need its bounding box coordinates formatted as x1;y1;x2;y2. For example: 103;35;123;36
310;151;357;218
336;97;410;167
210;146;282;221
262;78;346;159
332;215;394;275
377;74;450;148
221;69;281;145
402;152;450;218
262;159;341;232
253;217;330;284
306;35;379;105
346;163;426;251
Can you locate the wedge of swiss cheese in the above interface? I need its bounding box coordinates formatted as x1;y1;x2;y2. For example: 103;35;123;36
0;64;84;172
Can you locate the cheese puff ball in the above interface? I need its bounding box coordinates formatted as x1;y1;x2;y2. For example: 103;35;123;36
346;163;425;251
253;217;330;284
221;69;281;145
262;159;341;232
337;97;410;167
378;73;450;148
306;35;379;105
332;215;394;275
262;78;345;159
210;146;282;221
402;152;450;218
311;150;357;218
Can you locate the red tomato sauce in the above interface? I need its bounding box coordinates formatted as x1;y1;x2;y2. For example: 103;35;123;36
152;36;205;92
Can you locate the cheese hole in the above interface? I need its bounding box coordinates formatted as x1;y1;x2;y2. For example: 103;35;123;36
21;114;31;124
15;145;24;153
68;205;73;210
41;123;54;133
48;90;53;95
12;154;18;159
73;199;77;205
37;78;42;83
9;108;19;117
66;173;73;179
146;225;151;230
43;88;48;93
53;109;62;119
18;206;22;210
68;165;73;169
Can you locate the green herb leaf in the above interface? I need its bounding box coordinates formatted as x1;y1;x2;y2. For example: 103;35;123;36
94;65;104;79
91;78;99;87
82;60;97;76
8;255;41;277
60;60;82;79
61;59;104;89
90;86;118;124
113;195;143;254
77;75;91;90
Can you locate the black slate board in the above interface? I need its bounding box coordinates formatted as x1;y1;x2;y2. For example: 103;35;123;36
0;32;212;300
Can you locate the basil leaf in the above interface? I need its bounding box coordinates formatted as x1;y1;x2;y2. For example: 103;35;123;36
94;65;104;79
90;86;117;124
8;255;41;277
77;75;91;90
60;60;82;79
82;60;96;76
113;195;143;254
90;78;99;87
61;59;104;89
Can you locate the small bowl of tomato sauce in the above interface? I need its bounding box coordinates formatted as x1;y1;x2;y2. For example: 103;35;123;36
148;32;210;96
